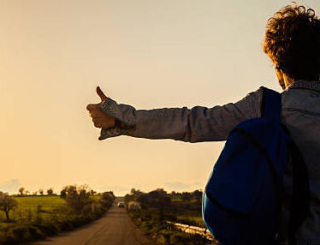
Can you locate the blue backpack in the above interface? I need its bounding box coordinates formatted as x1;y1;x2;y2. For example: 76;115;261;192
202;88;310;245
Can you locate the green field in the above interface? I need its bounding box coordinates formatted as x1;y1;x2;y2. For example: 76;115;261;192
0;195;103;219
15;196;65;210
0;196;66;229
0;194;113;245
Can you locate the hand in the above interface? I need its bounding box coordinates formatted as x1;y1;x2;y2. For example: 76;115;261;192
86;86;116;129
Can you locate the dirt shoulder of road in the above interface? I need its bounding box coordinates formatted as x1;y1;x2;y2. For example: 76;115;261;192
31;197;154;245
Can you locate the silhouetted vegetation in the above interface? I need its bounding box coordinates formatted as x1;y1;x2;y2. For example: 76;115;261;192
18;188;24;197
0;192;18;221
127;188;205;227
0;185;115;245
126;188;217;245
46;188;54;196
60;185;92;214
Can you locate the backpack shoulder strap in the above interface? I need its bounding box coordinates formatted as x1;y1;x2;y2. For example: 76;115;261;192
261;88;281;122
261;88;310;244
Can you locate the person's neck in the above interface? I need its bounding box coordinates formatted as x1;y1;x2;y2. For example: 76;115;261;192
283;74;295;89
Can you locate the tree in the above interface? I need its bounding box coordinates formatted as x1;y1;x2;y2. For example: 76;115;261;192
89;190;96;196
0;192;18;221
47;188;54;196
39;189;44;196
99;192;115;209
60;185;92;214
60;188;67;199
130;188;142;196
130;188;142;201
18;187;25;196
138;189;171;222
182;192;191;202
192;190;203;204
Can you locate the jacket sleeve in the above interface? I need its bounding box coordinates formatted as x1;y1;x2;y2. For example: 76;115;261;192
99;87;264;142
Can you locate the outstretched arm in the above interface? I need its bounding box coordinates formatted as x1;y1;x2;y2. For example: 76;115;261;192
87;87;263;142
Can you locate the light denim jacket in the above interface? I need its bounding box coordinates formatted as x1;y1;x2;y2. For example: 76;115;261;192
99;80;320;244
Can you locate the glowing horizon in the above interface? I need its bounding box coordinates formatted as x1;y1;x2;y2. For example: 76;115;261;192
1;0;319;196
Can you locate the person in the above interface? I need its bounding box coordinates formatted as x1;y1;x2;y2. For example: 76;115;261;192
87;3;320;244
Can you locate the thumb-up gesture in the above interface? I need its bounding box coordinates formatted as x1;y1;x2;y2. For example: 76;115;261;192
86;86;115;129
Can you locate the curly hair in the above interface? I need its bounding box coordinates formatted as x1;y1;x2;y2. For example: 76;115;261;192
263;3;320;81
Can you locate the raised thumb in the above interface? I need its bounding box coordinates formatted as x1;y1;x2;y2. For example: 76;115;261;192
96;86;107;101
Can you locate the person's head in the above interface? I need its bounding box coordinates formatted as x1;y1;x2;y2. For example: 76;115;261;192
263;3;320;89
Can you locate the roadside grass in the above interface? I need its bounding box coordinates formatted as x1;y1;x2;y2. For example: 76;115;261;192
127;208;216;245
176;215;205;228
171;197;206;228
125;189;218;245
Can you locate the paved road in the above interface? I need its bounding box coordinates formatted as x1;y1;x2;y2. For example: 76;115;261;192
32;197;153;245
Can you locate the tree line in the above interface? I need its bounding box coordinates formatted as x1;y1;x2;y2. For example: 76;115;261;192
0;185;115;222
17;187;55;196
126;188;203;225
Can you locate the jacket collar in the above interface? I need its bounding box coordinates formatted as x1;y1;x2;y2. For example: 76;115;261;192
287;80;320;92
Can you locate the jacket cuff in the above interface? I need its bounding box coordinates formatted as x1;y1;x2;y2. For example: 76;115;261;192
98;98;135;140
99;127;126;140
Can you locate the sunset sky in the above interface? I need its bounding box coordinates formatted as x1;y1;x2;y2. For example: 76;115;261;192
1;0;319;196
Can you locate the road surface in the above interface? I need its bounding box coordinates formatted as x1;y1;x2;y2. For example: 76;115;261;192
32;197;153;245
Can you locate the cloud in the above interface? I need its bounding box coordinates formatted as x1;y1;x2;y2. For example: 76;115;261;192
164;181;205;192
0;179;22;194
164;181;191;191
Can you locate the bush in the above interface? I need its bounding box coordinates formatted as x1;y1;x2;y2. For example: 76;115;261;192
127;201;141;211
